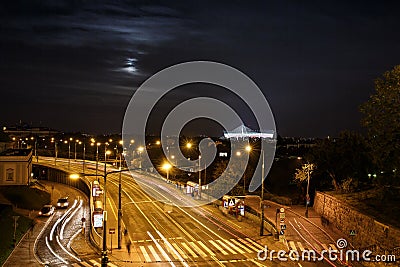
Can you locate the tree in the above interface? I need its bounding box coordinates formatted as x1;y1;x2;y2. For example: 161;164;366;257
294;163;315;183
307;131;372;191
360;65;400;185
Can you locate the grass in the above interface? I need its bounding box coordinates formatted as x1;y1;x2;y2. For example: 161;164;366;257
0;204;33;265
0;185;50;210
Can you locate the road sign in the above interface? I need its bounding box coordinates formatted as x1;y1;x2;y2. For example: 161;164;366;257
279;212;285;219
228;198;236;207
350;230;356;236
280;224;286;230
280;208;285;213
109;228;115;234
93;213;103;228
279;230;284;235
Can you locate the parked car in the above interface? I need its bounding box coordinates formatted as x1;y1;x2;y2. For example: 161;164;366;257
39;205;55;216
56;197;69;208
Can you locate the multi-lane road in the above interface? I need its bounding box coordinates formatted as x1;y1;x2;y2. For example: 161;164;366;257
33;157;348;267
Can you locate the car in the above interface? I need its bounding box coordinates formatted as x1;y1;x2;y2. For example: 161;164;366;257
39;205;55;216
56;197;69;208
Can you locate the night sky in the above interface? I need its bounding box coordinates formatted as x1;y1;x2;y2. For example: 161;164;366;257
1;1;400;137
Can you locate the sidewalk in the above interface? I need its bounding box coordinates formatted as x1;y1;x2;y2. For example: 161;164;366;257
3;218;43;267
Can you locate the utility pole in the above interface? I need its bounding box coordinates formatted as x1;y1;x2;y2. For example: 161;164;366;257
260;149;265;236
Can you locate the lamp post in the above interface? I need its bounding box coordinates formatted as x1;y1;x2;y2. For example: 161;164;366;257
70;167;134;267
137;146;144;169
67;139;71;169
104;143;111;211
82;141;86;173
260;149;265;236
246;145;265;236
198;155;202;199
162;163;172;182
304;163;313;218
118;153;122;249
96;142;100;178
52;138;58;166
74;139;79;161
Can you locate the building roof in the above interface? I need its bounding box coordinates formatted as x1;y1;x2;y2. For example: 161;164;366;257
223;125;274;139
0;149;32;157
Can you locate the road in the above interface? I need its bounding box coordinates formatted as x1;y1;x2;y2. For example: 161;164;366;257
33;181;97;266
37;157;345;267
246;197;355;267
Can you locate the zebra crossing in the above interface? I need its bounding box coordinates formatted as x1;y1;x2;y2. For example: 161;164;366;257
137;237;262;263
287;240;339;254
72;237;263;266
72;259;119;267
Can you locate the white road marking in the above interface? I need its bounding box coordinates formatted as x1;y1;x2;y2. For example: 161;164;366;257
172;243;188;259
189;241;207;257
216;239;237;254
156;230;188;266
245;238;264;250
209;240;228;255
197;241;216;256
230;239;253;253
147;231;175;266
181;242;198;258
139;246;152;262
148;245;162;262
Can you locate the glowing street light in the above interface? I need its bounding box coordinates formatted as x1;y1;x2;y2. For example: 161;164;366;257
246;144;266;236
162;163;172;182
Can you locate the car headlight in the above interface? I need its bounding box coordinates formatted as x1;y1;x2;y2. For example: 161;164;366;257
39;212;42;215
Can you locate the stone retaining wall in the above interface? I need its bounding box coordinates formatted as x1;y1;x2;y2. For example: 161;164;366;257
314;192;400;250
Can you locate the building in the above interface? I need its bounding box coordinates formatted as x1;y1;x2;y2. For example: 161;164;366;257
223;125;275;140
0;149;32;186
3;125;59;139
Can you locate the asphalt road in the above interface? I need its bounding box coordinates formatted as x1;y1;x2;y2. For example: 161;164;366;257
36;157;348;267
33;181;95;266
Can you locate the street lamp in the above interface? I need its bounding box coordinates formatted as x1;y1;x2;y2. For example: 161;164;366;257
246;145;266;236
66;139;71;169
74;139;79;161
51;138;58;166
96;142;101;177
70;166;138;266
162;163;172;182
198;155;202;199
304;163;314;218
137;146;144;169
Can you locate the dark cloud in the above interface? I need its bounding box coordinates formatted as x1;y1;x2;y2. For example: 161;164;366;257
1;0;400;136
